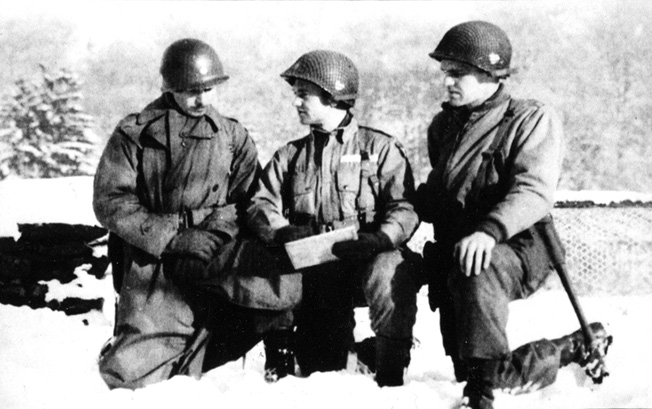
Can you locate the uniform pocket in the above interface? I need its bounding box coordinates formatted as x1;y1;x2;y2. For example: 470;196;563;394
509;224;553;296
290;172;316;215
336;162;360;218
469;150;506;214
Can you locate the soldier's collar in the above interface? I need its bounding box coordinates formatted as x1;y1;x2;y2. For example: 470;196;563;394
441;84;510;115
310;112;356;144
472;84;510;113
136;95;168;125
137;93;221;133
202;106;222;133
338;115;358;144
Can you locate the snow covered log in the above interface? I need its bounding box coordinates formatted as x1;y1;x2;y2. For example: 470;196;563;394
0;222;109;314
0;177;110;314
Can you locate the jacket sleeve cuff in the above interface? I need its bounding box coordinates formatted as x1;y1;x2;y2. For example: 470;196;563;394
476;219;507;243
193;204;239;240
142;213;180;258
375;230;394;251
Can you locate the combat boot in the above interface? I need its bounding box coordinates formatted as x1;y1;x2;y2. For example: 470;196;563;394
374;336;411;387
552;322;612;368
263;329;296;383
459;394;494;409
460;359;495;409
451;354;468;382
353;336;376;373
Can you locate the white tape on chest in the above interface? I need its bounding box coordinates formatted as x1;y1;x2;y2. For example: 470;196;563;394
340;154;361;163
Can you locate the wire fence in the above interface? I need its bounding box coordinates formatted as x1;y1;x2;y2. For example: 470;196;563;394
550;200;652;295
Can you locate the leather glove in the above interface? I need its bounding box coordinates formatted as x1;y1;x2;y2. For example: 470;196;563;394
166;257;209;286
274;225;314;244
166;229;225;262
332;231;394;261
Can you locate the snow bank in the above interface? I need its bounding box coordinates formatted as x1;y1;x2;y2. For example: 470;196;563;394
0;176;99;238
2;177;650;239
1;177;651;408
1;289;651;409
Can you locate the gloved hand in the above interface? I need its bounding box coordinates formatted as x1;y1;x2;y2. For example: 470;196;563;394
166;229;224;262
166;257;210;286
274;225;314;244
332;231;394;261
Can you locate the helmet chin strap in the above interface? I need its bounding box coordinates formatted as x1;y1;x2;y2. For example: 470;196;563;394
490;67;516;79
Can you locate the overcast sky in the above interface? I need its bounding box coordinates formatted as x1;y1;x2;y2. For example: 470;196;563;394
1;1;596;47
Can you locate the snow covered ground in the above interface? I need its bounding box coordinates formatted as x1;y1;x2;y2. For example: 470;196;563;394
1;177;651;409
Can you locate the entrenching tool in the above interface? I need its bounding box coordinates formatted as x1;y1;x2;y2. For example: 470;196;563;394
541;219;612;383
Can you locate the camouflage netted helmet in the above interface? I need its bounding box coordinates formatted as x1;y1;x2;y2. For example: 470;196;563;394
281;50;359;107
160;38;229;92
430;21;513;78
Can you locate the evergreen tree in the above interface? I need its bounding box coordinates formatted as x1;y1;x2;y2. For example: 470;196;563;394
0;66;98;179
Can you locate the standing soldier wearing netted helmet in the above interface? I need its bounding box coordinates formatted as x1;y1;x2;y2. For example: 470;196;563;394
93;38;292;389
247;50;422;387
416;21;613;408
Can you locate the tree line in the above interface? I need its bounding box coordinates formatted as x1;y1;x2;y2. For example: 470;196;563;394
1;2;651;191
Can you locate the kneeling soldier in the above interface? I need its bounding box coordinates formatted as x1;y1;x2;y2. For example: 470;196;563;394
417;21;612;408
94;38;291;389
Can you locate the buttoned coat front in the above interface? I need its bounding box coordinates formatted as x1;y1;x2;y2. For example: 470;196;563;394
93;94;259;388
247;117;418;245
246;117;422;376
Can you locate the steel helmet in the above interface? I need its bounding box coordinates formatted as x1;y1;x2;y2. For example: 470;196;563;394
281;50;358;106
160;38;229;92
430;21;513;78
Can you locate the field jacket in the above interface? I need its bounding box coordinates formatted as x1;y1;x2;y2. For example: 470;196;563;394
421;85;565;245
247;116;418;247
